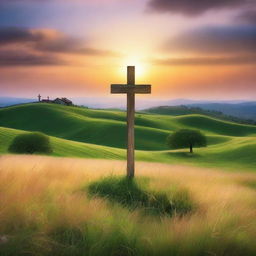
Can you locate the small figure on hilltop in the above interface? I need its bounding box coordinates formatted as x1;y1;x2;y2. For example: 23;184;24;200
167;129;207;153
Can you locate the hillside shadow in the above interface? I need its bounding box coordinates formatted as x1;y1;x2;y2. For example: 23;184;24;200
86;176;193;217
165;152;202;159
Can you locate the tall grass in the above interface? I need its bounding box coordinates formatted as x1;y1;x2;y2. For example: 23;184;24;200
87;176;194;216
0;155;255;256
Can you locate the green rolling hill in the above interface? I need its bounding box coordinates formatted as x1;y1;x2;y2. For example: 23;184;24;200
144;105;256;125
0;103;255;170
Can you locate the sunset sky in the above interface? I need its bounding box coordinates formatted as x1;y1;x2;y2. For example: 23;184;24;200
0;0;256;100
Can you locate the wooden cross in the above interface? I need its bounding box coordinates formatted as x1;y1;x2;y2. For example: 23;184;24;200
111;66;151;178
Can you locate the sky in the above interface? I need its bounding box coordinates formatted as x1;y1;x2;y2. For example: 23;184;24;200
0;0;256;100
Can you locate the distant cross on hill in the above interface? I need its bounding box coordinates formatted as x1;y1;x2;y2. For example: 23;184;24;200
38;94;41;102
111;66;151;178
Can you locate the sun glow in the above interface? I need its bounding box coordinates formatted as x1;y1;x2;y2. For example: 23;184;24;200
119;56;148;82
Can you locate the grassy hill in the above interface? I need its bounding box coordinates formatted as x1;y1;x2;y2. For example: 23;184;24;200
0;104;169;150
1;103;256;148
0;126;125;159
0;103;256;171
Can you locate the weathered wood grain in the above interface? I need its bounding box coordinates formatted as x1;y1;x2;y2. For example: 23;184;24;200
111;84;151;94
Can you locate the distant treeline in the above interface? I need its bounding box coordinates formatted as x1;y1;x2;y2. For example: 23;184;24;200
144;105;256;125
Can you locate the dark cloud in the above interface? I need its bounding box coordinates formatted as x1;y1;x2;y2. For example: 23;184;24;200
236;9;256;24
0;50;63;66
0;27;118;66
154;55;256;66
148;0;251;16
0;27;116;56
166;26;256;54
0;27;43;44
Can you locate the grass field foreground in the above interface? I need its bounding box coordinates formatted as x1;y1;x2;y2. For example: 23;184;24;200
0;155;255;256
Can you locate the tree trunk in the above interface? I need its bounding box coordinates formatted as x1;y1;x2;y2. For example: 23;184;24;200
189;144;193;153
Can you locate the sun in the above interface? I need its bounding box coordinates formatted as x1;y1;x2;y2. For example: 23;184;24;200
119;56;147;81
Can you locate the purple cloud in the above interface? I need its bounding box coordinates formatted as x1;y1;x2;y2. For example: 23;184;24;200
0;50;63;66
0;27;116;56
148;0;252;16
166;26;256;54
236;9;256;24
0;27;118;66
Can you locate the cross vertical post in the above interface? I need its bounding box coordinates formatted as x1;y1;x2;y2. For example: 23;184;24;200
111;66;151;178
127;66;135;178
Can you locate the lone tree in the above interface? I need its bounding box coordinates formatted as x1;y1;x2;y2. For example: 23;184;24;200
9;132;52;154
167;129;207;153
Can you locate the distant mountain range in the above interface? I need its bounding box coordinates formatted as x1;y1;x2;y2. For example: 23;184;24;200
187;102;256;121
71;97;249;110
143;105;256;124
1;97;255;121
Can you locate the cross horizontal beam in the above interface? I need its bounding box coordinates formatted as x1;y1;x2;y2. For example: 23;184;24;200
111;84;151;94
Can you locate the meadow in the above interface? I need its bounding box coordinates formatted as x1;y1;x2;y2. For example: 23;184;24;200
0;103;256;171
0;155;255;256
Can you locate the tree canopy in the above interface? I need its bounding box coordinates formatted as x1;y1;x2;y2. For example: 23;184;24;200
167;129;207;153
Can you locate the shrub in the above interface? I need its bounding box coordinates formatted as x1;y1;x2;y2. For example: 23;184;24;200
8;132;52;154
167;129;207;153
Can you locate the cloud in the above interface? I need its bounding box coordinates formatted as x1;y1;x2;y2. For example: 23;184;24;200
35;36;116;56
0;27;116;56
154;55;256;66
236;9;256;24
0;50;63;66
0;27;117;66
159;25;256;66
166;26;256;54
148;0;251;16
0;27;43;44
